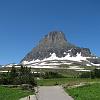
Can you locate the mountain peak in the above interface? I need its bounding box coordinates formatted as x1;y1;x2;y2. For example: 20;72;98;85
21;31;91;62
38;31;69;49
46;31;67;42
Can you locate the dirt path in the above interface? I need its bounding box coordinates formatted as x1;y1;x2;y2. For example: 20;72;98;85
36;86;73;100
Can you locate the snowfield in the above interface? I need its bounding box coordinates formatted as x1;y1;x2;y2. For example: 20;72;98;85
21;52;100;69
22;52;89;65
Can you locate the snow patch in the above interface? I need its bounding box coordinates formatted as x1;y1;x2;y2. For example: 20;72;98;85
86;64;92;66
67;66;84;70
0;71;10;73
75;70;91;72
64;52;67;54
91;63;100;66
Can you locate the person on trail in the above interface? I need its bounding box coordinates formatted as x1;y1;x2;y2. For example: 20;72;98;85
29;96;30;100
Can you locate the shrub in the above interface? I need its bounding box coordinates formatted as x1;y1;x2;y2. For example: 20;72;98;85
80;72;91;78
42;71;64;79
79;69;100;79
0;65;36;87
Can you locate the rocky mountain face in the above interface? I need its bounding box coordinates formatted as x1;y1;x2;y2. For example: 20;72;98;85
21;31;91;62
21;31;100;68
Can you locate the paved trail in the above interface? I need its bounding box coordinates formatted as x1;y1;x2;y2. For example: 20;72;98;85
36;86;74;100
20;86;73;100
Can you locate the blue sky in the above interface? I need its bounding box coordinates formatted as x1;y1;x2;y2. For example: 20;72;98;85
0;0;100;64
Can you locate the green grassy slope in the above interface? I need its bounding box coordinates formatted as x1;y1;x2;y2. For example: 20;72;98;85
0;86;33;100
66;83;100;100
37;78;100;86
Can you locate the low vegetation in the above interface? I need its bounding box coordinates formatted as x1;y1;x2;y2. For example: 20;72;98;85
66;83;100;100
0;65;36;99
37;78;100;86
0;65;36;86
80;69;100;78
32;68;80;78
1;66;100;99
0;86;33;100
41;71;65;79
